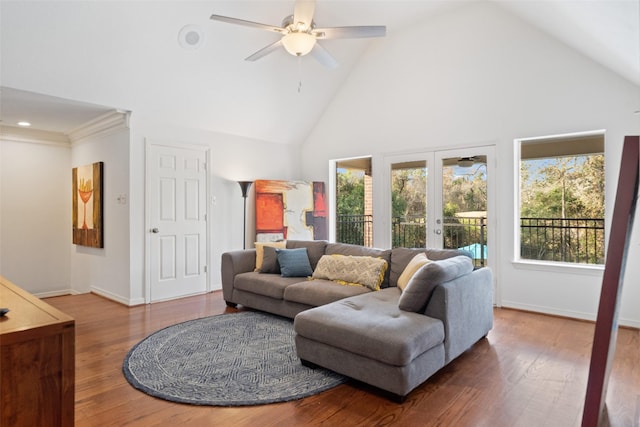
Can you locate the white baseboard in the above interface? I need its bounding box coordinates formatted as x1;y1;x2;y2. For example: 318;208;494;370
91;286;144;306
34;289;86;298
617;317;640;329
501;300;596;321
501;300;639;328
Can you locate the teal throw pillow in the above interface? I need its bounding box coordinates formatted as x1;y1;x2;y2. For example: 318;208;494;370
276;248;313;277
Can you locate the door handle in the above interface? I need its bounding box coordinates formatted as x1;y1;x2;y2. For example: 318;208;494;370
434;229;442;235
151;228;159;234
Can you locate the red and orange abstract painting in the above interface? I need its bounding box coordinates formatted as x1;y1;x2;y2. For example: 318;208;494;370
255;180;327;242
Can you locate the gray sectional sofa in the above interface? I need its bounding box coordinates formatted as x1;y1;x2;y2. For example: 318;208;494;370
221;240;493;401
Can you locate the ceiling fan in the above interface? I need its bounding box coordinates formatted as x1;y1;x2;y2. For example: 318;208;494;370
210;0;386;68
457;156;487;168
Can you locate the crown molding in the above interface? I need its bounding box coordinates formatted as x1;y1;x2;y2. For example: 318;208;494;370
69;109;130;144
0;125;70;147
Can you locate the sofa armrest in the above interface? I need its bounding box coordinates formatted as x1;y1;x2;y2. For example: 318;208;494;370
424;267;493;364
221;249;256;303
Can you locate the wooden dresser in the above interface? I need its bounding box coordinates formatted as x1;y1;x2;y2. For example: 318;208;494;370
0;276;75;427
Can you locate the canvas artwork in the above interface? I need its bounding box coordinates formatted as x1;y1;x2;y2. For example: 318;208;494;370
72;162;104;248
255;180;327;242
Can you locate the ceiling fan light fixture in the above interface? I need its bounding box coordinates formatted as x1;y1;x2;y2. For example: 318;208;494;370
458;157;474;168
282;32;316;56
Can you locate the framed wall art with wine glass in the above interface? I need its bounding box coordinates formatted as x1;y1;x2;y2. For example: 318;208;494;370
72;161;103;248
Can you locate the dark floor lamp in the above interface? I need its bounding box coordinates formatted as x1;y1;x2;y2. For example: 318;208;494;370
238;181;253;249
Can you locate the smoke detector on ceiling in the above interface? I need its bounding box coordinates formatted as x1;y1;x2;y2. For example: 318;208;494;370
178;25;205;50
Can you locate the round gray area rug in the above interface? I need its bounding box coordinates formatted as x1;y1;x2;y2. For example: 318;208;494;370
123;311;346;406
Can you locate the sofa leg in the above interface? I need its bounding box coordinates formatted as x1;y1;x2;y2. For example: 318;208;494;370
225;301;237;308
371;387;407;403
301;359;319;369
391;393;407;404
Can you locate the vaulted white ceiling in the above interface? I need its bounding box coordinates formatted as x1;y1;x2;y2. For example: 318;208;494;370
1;1;638;144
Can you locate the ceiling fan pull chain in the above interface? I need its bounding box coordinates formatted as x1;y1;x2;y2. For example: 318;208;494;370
298;56;303;93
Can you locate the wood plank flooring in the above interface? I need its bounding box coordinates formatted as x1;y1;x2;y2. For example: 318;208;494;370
44;292;639;427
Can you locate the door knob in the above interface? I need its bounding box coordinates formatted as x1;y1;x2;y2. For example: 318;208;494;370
151;228;159;233
434;229;442;235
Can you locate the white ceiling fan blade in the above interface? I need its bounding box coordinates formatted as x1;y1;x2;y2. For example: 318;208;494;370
311;42;338;69
245;39;283;62
210;14;285;34
293;0;315;29
313;25;386;39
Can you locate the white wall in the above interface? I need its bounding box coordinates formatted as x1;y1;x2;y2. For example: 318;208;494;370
70;124;132;302
0;118;298;305
2;0;639;325
0;130;72;295
0;1;302;305
301;2;640;326
127;117;301;303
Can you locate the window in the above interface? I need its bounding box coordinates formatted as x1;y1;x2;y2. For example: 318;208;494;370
335;157;373;247
391;161;427;248
517;132;605;264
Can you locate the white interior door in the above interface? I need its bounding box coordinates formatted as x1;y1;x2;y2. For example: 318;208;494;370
148;143;208;302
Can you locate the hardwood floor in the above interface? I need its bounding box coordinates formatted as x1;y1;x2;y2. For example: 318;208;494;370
44;292;639;427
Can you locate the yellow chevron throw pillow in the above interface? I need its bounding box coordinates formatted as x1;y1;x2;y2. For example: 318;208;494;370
312;254;388;291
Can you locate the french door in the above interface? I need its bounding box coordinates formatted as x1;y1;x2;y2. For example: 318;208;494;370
381;146;495;269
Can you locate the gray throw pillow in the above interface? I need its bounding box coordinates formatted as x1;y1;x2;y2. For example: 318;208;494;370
259;245;280;274
398;255;474;313
276;248;313;277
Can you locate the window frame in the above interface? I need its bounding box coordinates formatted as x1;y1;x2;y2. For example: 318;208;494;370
513;130;606;272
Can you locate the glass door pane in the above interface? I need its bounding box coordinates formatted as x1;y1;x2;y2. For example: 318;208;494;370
439;154;488;267
390;160;427;248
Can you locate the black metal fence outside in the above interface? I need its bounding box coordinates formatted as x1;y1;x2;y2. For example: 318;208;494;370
336;214;373;247
520;217;605;264
336;214;605;265
392;216;426;249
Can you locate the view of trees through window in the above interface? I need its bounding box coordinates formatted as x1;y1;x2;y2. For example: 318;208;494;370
336;157;489;263
337;169;365;216
336;161;372;247
391;163;427;248
441;161;488;265
441;163;487;218
519;134;605;264
335;136;604;266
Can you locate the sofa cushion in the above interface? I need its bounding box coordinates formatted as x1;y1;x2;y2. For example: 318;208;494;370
424;248;472;261
390;247;469;288
286;240;327;270
326;243;392;288
255;241;286;271
397;253;431;291
234;272;305;299
276;248;313;277
312;254;388;291
294;288;445;366
260;246;280;274
399;255;474;313
284;279;371;307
